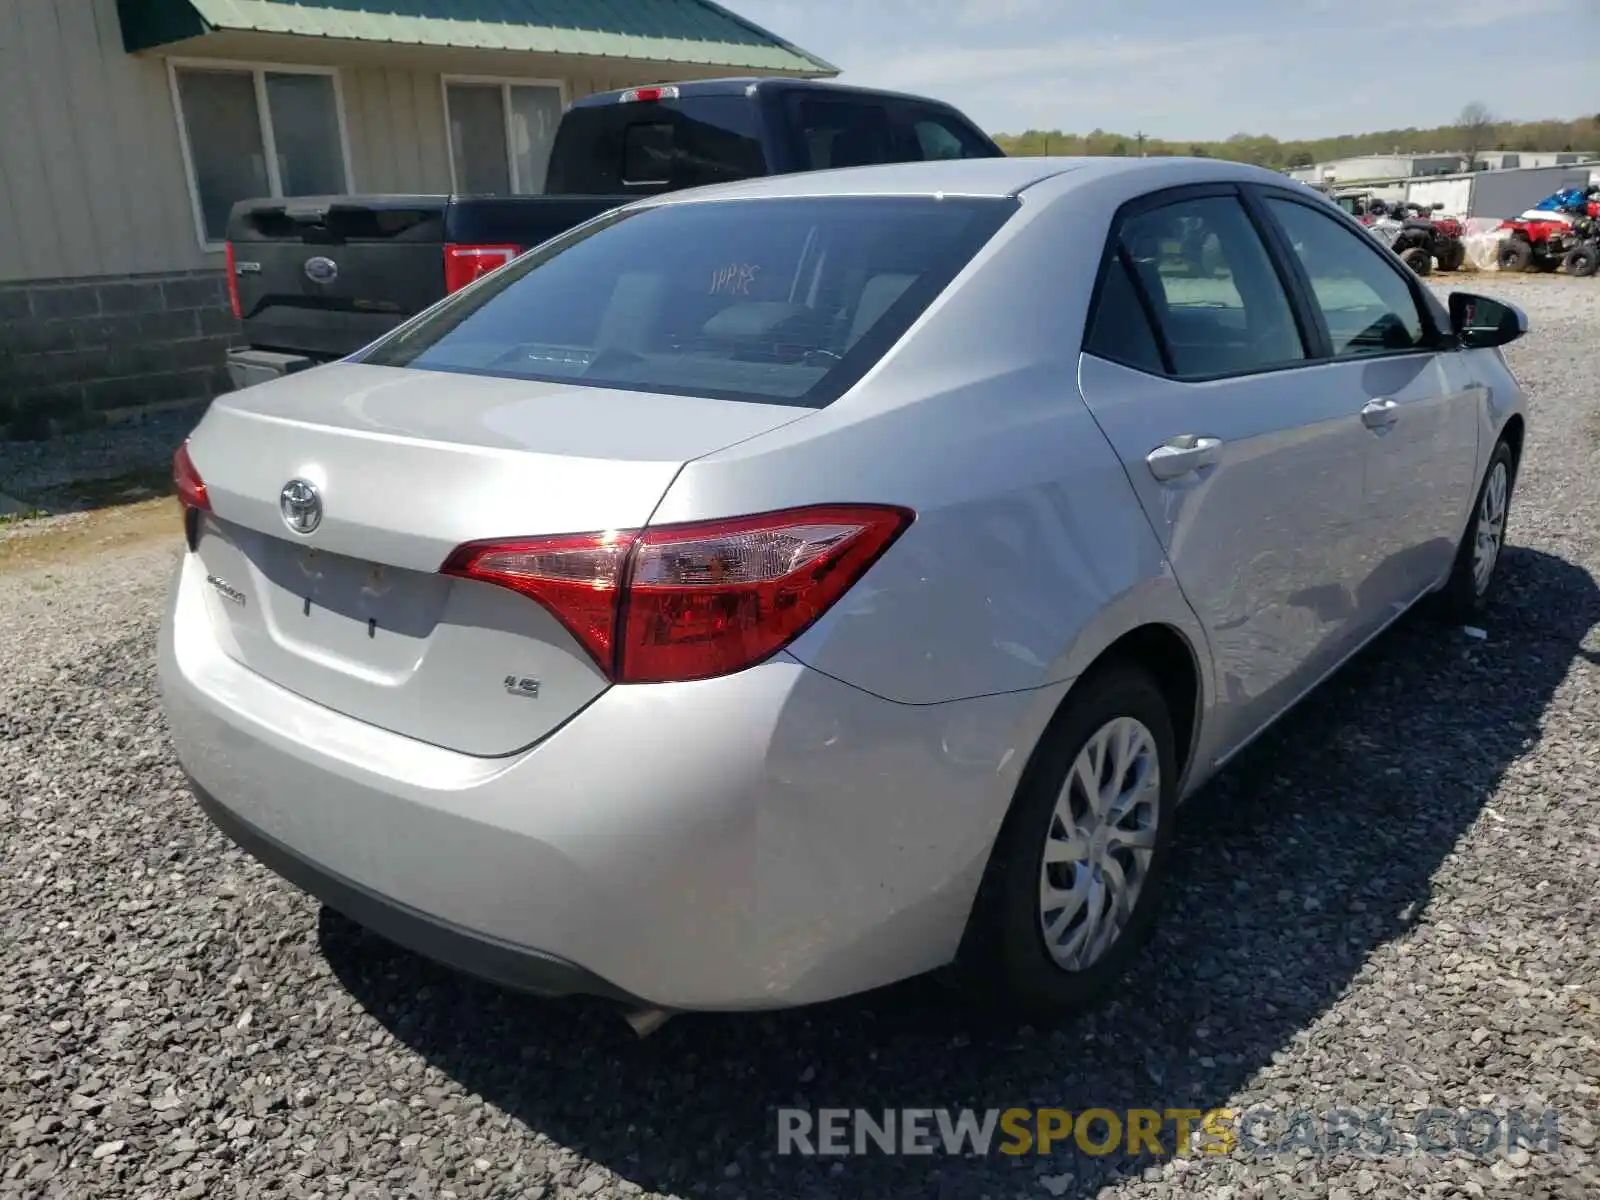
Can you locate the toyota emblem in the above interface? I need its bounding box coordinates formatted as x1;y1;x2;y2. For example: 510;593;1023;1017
279;478;322;535
304;255;338;284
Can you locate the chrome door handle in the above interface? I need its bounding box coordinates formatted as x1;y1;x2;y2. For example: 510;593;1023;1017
1146;435;1224;481
1360;398;1399;430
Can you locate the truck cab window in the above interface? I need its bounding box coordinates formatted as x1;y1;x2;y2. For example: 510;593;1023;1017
788;99;895;169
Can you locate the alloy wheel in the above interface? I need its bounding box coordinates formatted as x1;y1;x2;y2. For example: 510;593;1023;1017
1473;461;1509;596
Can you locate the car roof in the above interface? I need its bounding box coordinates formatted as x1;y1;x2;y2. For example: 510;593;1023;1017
642;155;1306;205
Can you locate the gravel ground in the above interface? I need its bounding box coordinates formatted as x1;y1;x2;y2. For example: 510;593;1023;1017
0;407;202;511
2;278;1597;1200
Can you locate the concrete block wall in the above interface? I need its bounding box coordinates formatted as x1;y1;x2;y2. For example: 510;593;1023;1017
0;270;240;440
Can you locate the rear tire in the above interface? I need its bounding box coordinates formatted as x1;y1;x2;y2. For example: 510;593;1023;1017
1437;243;1466;272
1429;438;1516;622
1564;244;1598;277
956;663;1178;1013
1497;238;1532;272
1400;246;1432;275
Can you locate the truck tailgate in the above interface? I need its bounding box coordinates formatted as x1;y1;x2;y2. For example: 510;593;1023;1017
229;196;449;360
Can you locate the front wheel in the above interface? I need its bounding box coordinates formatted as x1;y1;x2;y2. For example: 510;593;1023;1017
1429;439;1516;621
1564;244;1598;277
957;664;1178;1012
1497;238;1532;272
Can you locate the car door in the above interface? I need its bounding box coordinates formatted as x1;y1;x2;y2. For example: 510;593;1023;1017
1253;189;1480;612
1074;186;1380;758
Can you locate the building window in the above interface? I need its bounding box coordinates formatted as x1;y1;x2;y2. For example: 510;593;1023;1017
444;78;565;195
169;61;351;248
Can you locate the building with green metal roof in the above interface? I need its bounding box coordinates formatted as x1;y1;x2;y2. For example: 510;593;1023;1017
0;0;835;437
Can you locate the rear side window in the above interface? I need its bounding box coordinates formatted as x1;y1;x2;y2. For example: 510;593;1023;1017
546;97;766;193
786;97;997;169
1084;254;1165;375
361;196;1017;408
1108;196;1306;379
789;99;896;169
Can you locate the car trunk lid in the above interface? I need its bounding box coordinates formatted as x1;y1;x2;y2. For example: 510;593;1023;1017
184;362;810;755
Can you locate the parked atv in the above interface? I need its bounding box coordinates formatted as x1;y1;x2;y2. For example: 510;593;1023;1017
1334;192;1465;273
1562;215;1598;278
1498;186;1600;273
1497;217;1580;272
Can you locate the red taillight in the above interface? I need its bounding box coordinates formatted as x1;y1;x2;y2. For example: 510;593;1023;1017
174;441;210;550
173;442;210;513
441;505;913;683
443;243;521;294
442;531;635;669
224;242;242;319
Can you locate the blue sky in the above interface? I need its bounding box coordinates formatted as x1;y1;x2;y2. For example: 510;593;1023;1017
721;0;1599;140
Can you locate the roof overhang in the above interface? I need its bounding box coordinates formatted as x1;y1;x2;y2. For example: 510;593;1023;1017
115;0;838;76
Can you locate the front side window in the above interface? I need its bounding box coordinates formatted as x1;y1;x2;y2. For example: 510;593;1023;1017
1264;197;1428;357
172;65;349;245
446;81;564;195
898;107;999;161
361;196;1016;408
1112;195;1306;379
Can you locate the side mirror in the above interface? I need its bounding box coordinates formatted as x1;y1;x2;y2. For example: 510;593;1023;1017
1449;292;1529;349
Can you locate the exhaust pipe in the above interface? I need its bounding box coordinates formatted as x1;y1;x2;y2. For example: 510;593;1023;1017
622;1006;674;1039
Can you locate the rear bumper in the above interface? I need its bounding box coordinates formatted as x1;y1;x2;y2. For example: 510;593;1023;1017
158;551;1054;1010
190;773;640;1003
226;348;324;391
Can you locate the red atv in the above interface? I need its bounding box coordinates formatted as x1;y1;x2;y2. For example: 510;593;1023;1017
1498;196;1600;273
1332;192;1466;272
1496;217;1582;272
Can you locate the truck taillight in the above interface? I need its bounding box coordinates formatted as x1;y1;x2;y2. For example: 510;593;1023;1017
619;85;679;103
224;243;242;319
443;244;521;294
441;505;913;683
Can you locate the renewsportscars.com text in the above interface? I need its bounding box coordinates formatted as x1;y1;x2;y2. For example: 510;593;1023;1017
776;1106;1562;1160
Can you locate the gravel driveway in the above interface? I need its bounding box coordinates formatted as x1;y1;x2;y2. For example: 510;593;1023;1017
3;278;1597;1200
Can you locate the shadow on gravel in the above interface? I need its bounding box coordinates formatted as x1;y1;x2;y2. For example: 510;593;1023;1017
320;545;1598;1200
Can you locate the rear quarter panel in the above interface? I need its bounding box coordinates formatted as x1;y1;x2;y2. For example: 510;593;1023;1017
650;177;1214;712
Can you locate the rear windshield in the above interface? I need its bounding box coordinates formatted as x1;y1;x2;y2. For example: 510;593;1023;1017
546;97;767;195
359;195;1017;408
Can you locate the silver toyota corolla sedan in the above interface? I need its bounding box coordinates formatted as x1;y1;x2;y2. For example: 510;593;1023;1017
160;156;1528;1017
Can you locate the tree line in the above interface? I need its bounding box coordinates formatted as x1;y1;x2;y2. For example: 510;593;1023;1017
991;105;1600;170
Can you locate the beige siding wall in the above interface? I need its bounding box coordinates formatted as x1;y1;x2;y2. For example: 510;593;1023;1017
0;4;686;283
341;66;629;193
0;0;210;281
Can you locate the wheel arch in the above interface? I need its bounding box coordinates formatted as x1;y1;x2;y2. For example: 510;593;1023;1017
1023;617;1207;806
1500;412;1525;471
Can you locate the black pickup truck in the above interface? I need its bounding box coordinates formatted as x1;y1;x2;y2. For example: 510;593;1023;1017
224;77;1002;387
